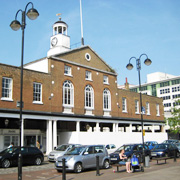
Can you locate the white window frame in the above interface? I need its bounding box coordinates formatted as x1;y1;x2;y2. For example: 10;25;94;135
135;100;139;114
64;65;72;76
33;82;42;104
85;71;92;81
122;97;127;112
1;77;13;101
156;104;160;116
103;88;111;111
85;85;94;109
63;80;74;107
146;102;150;115
103;75;109;84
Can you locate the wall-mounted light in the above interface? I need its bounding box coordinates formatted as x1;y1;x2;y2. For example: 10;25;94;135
5;119;9;127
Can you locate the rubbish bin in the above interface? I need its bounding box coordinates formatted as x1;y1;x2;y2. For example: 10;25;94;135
145;156;150;167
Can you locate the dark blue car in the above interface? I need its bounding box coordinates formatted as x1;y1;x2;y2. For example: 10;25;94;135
110;144;151;164
151;143;179;158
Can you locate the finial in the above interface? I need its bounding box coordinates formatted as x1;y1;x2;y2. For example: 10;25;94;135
56;13;62;20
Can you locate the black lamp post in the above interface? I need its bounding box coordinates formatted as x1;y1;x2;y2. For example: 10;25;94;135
126;53;152;166
10;2;39;180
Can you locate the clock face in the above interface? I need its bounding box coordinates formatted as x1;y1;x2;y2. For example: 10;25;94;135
51;37;58;47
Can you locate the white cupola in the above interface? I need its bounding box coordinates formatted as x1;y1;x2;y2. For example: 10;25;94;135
47;17;70;57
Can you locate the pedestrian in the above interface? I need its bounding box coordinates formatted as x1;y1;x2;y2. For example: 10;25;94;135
119;149;131;173
36;141;40;149
8;142;14;148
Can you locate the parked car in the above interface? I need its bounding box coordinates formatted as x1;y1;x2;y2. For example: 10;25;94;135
48;144;80;162
151;143;179;158
55;145;110;173
162;139;179;144
176;143;180;153
0;146;44;168
110;143;151;164
145;141;158;150
105;144;116;154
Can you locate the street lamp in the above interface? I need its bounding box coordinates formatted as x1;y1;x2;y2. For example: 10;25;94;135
10;2;39;180
126;53;152;166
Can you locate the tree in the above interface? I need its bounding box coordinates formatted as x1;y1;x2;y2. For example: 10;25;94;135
166;99;180;134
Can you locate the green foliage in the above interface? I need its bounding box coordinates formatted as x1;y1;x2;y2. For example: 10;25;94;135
166;99;180;134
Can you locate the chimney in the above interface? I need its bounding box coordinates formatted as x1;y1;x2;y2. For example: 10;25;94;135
124;77;129;90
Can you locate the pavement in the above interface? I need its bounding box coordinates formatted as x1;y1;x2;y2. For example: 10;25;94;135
0;158;179;180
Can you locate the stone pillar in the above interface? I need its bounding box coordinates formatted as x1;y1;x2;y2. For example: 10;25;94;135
76;121;80;132
129;123;132;133
53;120;57;149
21;118;24;146
96;122;100;132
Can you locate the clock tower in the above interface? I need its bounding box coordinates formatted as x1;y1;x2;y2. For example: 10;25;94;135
47;17;70;57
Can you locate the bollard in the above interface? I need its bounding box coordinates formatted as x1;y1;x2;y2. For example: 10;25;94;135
62;158;66;180
96;155;100;176
174;150;176;162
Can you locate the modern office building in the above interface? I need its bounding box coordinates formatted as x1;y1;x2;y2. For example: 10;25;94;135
0;18;166;153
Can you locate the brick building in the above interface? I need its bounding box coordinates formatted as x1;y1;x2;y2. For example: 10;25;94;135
0;19;165;153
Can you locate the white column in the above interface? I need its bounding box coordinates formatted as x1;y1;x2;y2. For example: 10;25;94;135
46;121;49;154
161;125;166;133
116;123;119;132
49;120;53;153
113;123;116;132
96;122;100;132
129;124;132;133
151;124;155;133
53;120;57;149
21;118;24;146
76;121;80;132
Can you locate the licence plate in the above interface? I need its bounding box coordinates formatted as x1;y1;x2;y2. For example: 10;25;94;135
151;153;157;156
111;158;117;160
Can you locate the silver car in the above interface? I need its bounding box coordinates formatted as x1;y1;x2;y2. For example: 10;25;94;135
48;144;80;162
55;145;110;173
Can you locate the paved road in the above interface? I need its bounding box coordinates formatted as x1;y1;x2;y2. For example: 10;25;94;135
0;158;179;180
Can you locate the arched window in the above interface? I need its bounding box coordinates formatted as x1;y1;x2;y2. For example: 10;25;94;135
63;80;74;106
103;88;111;111
85;85;94;109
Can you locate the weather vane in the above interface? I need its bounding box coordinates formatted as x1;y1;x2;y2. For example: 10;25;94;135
56;13;62;20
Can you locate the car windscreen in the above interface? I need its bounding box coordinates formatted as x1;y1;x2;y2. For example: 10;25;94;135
56;145;70;151
1;147;18;154
145;142;151;146
65;146;85;155
154;144;167;149
115;145;133;152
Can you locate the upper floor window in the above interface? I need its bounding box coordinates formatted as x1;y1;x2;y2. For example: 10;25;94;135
122;97;127;112
156;104;160;116
1;77;12;101
146;102;150;115
63;80;74;106
85;71;92;81
103;88;111;111
103;75;109;84
85;85;94;109
135;100;139;114
33;82;42;103
64;65;72;76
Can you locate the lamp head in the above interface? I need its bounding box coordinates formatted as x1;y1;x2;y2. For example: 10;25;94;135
10;20;21;31
126;63;133;70
26;8;39;20
144;58;152;66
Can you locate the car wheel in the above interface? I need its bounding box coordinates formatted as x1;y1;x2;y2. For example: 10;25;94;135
103;159;110;169
176;152;180;158
74;162;83;173
57;169;61;173
2;159;11;168
35;157;42;165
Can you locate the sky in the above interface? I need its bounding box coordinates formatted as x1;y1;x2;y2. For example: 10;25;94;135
1;0;180;85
